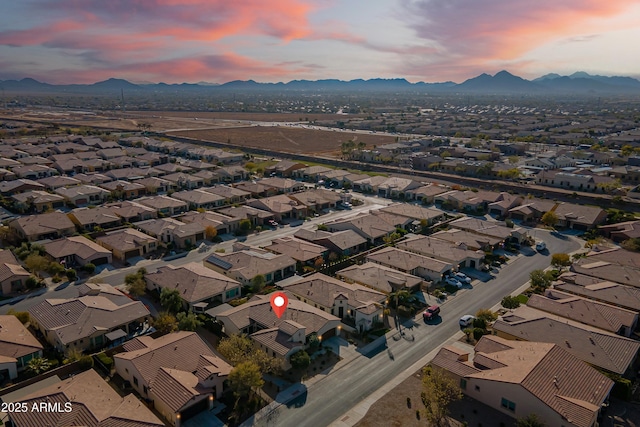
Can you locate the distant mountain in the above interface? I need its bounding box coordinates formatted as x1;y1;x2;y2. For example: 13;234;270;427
2;71;640;95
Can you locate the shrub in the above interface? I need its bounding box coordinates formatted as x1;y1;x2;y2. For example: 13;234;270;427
25;276;40;289
78;355;94;369
82;263;96;274
473;328;485;341
65;269;77;281
8;310;30;324
96;352;113;368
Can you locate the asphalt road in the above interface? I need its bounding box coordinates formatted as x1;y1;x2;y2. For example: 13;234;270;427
252;229;581;427
0;194;392;314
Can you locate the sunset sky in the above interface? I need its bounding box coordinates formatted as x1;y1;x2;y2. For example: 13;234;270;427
1;0;639;84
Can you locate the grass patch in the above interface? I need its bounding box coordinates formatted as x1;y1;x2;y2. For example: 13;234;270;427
516;294;529;304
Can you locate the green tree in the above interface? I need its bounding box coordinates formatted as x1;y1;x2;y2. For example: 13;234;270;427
229;361;264;399
475;308;498;323
541;211;558;228
26;357;51;375
24;254;50;279
152;311;178;334
160;287;183;313
501;295;521;310
125;271;147;297
177;311;203;331
516;413;547;427
82;263;96;274
420;365;462;426
550;253;571;269
239;218;252;232
7;309;30;324
205;225;218;240
529;269;553;293
290;350;311;370
218;334;280;374
251;274;266;293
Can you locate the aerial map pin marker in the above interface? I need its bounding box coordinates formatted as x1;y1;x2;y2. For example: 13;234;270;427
270;292;288;318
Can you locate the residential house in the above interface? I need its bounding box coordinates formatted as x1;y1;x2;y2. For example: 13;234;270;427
12;190;65;213
0;250;31;295
211;293;340;369
527;289;638;337
29;283;151;353
136;195;189;216
282;273;386;332
435;189;502;212
352;175;389;193
554;272;640;313
73;172;111;185
265;160;307;177
12;164;57;180
294;228;367;257
397;235;484;269
492;305;640;376
405;184;450;204
204;245;296;285
97;228;158;261
376;177;423;198
431;335;613;427
337;262;424;294
203;185;251;204
264;236;328;265
294;165;333;181
247;195;307;221
320;169;352;187
259;177;306;194
0;315;43;379
114;332;231;426
217;205;274;227
145;262;241;311
9;212;76;242
42;236;113;268
599;220;640;243
449;217;526;243
431;228;502;251
553;203;607;230
0;178;45;196
366;247;453;283
68;206;122;231
106;200;158;223
179;210;238;235
7;369;165;427
55;184;109;206
570;247;640;287
289;188;342;213
136;176;174;194
99;180;146;199
135;218;204;249
507;199;558;223
162;172;203;190
214;165;248;182
536;170;617;192
105;167;153;181
36;175;81;190
487;193;524;217
325;214;396;244
378;203;446;228
233;181;274;198
97;147;127;159
172;188;226;210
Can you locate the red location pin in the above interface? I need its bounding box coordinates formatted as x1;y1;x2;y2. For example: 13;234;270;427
270;292;288;318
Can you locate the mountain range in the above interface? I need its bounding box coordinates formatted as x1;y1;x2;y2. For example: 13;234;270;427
1;71;640;95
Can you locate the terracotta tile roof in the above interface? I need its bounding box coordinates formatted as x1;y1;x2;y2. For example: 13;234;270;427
570;247;640;287
145;262;240;304
449;217;521;240
11;212;75;237
69;206;121;226
251;328;303;356
150;367;204;412
326;213;396;240
97;228;157;253
205;248;295;282
0;261;30;284
554;202;607;226
264;236;327;262
337;262;423;293
379;203;445;222
0;315;43;359
367;247;452;274
493;305;640;374
10;369;164;427
294;229;366;251
527;290;637;334
43;236;112;262
12;190;65;205
397;235;484;265
431;228;501;249
136;195;188;210
554;272;640;312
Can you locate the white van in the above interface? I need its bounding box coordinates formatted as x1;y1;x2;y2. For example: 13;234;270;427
459;315;475;327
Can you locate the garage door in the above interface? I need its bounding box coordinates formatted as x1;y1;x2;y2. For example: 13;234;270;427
124;249;140;259
91;257;109;266
76;198;88;205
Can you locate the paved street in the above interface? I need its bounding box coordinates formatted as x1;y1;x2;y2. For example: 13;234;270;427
250;230;581;427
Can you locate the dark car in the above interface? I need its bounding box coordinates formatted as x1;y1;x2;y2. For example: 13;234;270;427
423;305;441;320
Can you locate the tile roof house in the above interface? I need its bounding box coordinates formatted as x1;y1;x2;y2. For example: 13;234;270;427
293;165;333;181
29;283;151;353
9;212;76;242
204;245;296;285
366;247;454;283
0;314;43;379
105;200;158;222
0;178;45;196
36;175;81;190
203;184;252;204
431;335;613;427
431;228;502;251
136;195;189;216
378;203;446;226
449;216;526;243
492;305;640;376
247;194;307;220
7;369;165;427
217;205;274;227
258;177;306;194
96;228;158;261
570;247;640;287
405;184;450;203
264;236;328;264
161;172;203;190
68;206;122;231
211;293;340;369
326;213;396;244
135;217;204;249
527;289;638;337
42;236;113;268
145;262;241;310
179;210;238;235
0;250;31;295
114;332;232;426
99;179;147;199
265;160;307;177
397;235;485;269
337;261;424;294
11;190;65;213
171;188;226;209
293;228;367;256
288;188;342;212
54;184;109;207
435;189;502;212
554;272;640;312
281;273;386;332
599;220;640;243
553;203;608;230
507;199;558;223
135;176;174;195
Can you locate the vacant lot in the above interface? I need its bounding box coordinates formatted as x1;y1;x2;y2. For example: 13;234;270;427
169;125;396;155
133;111;366;122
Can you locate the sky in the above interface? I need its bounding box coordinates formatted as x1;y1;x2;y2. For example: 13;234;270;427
1;0;639;85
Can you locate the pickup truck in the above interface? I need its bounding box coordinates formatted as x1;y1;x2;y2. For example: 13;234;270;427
423;305;441;321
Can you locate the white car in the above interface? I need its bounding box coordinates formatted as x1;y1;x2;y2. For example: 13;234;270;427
445;277;463;288
535;241;546;251
454;272;471;284
459;315;475;327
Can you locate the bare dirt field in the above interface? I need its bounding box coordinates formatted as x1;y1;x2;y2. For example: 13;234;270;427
168;125;396;156
133;111;366;122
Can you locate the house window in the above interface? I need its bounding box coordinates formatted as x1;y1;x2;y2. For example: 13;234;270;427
133;376;139;386
501;398;516;412
474;385;480;391
143;385;148;395
460;379;467;390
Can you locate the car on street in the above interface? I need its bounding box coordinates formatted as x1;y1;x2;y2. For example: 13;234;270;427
423;305;441;320
267;219;279;227
445;277;463;288
535;241;546;251
459;315;475;327
453;272;471;284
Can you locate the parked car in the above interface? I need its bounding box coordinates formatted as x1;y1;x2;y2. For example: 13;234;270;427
423;305;441;320
267;219;279;227
454;272;471;284
535;241;546;251
445;277;463;288
459;315;475;327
